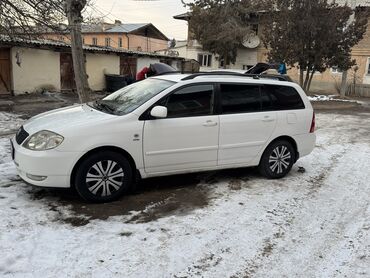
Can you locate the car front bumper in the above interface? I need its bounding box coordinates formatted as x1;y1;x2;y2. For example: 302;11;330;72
11;138;81;188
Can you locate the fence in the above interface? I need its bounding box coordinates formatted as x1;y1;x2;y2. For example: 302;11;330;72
346;84;370;97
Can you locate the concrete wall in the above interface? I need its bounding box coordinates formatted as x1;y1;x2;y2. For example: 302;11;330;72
173;44;219;71
44;33;168;52
128;34;168;52
230;48;258;70
10;46;181;94
137;57;161;72
11;47;61;95
86;53;120;91
173;41;259;71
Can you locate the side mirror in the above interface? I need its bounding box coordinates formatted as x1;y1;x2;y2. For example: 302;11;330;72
150;106;168;118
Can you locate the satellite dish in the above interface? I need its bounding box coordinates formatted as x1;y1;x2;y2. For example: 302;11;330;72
242;35;260;49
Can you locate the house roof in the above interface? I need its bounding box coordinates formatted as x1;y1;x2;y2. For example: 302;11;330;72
173;12;191;21
0;35;182;59
81;23;169;41
106;23;149;33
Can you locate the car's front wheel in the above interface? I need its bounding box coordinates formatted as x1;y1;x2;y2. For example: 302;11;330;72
258;140;295;179
74;151;133;202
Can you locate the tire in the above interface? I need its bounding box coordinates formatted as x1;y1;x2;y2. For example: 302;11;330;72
74;151;133;203
258;140;296;179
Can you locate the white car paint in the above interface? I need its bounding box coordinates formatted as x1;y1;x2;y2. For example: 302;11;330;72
12;74;315;188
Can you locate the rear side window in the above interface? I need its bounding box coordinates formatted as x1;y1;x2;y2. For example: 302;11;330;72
220;84;261;114
263;85;305;110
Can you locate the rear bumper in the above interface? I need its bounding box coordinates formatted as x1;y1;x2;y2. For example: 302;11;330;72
293;133;316;158
11;138;81;188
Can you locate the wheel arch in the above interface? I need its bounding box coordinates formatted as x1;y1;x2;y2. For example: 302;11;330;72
261;135;299;164
70;145;138;188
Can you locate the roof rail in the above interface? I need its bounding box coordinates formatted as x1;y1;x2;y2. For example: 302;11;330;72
154;71;181;76
181;72;291;82
154;71;202;76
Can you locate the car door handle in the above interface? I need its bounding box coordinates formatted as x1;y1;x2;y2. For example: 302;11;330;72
262;116;275;122
203;120;218;127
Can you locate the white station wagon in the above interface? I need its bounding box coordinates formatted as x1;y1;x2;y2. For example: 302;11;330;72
11;73;316;202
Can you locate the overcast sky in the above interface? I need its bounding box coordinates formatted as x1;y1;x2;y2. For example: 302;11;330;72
93;0;190;40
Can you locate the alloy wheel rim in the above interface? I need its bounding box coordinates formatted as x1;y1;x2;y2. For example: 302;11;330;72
269;146;291;174
86;160;124;197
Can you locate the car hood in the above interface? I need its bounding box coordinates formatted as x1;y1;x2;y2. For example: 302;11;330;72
23;104;115;135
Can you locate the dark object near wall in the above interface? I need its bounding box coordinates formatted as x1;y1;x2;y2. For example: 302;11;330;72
105;74;130;92
151;63;177;75
246;63;278;74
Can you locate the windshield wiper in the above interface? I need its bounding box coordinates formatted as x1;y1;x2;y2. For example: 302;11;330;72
94;100;115;114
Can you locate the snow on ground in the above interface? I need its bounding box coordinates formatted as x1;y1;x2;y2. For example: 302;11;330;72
0;111;369;277
308;95;357;102
0;112;25;136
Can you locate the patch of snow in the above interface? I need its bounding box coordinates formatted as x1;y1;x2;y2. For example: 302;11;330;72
0;112;369;277
308;94;357;102
0;112;25;135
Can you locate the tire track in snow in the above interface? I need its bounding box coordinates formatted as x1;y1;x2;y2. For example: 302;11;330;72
249;145;370;277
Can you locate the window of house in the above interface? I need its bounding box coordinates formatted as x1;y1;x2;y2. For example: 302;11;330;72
251;24;259;35
220;84;261;114
161;85;214;118
198;54;212;67
118;37;123;48
219;59;225;68
105;37;111;47
331;66;343;74
92;37;98;45
367;58;370;75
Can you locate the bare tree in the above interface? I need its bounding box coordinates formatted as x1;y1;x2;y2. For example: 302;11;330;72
262;0;368;93
184;0;267;66
0;0;91;102
0;0;65;37
65;0;90;103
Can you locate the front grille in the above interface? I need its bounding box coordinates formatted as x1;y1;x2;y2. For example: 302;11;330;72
15;126;29;145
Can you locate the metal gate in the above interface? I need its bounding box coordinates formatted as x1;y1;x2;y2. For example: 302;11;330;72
0;48;11;95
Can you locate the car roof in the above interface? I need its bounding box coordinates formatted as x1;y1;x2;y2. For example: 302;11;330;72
151;73;295;87
210;69;248;74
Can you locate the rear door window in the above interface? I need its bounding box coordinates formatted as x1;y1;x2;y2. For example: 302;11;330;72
262;85;305;110
220;84;261;114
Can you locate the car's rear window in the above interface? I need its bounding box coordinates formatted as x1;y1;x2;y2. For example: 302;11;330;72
262;85;305;111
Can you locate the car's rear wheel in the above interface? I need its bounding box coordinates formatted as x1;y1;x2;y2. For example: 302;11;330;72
74;151;133;202
259;140;295;179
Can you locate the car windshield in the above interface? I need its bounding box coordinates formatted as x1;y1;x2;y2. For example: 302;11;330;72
91;78;175;115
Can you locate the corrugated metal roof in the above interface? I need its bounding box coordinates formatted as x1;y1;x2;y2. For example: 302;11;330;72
80;22;168;40
106;23;149;33
81;23;150;34
0;35;183;59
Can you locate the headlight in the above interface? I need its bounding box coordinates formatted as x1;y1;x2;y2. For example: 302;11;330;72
23;130;64;151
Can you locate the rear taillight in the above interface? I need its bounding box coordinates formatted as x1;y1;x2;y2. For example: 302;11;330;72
310;112;315;133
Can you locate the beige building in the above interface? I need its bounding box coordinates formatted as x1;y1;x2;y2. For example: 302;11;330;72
173;3;370;96
171;12;267;72
0;36;182;96
42;22;169;53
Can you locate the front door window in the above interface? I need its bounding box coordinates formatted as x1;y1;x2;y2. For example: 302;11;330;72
161;84;214;118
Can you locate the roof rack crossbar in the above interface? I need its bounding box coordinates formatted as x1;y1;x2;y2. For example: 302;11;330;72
181;72;289;81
